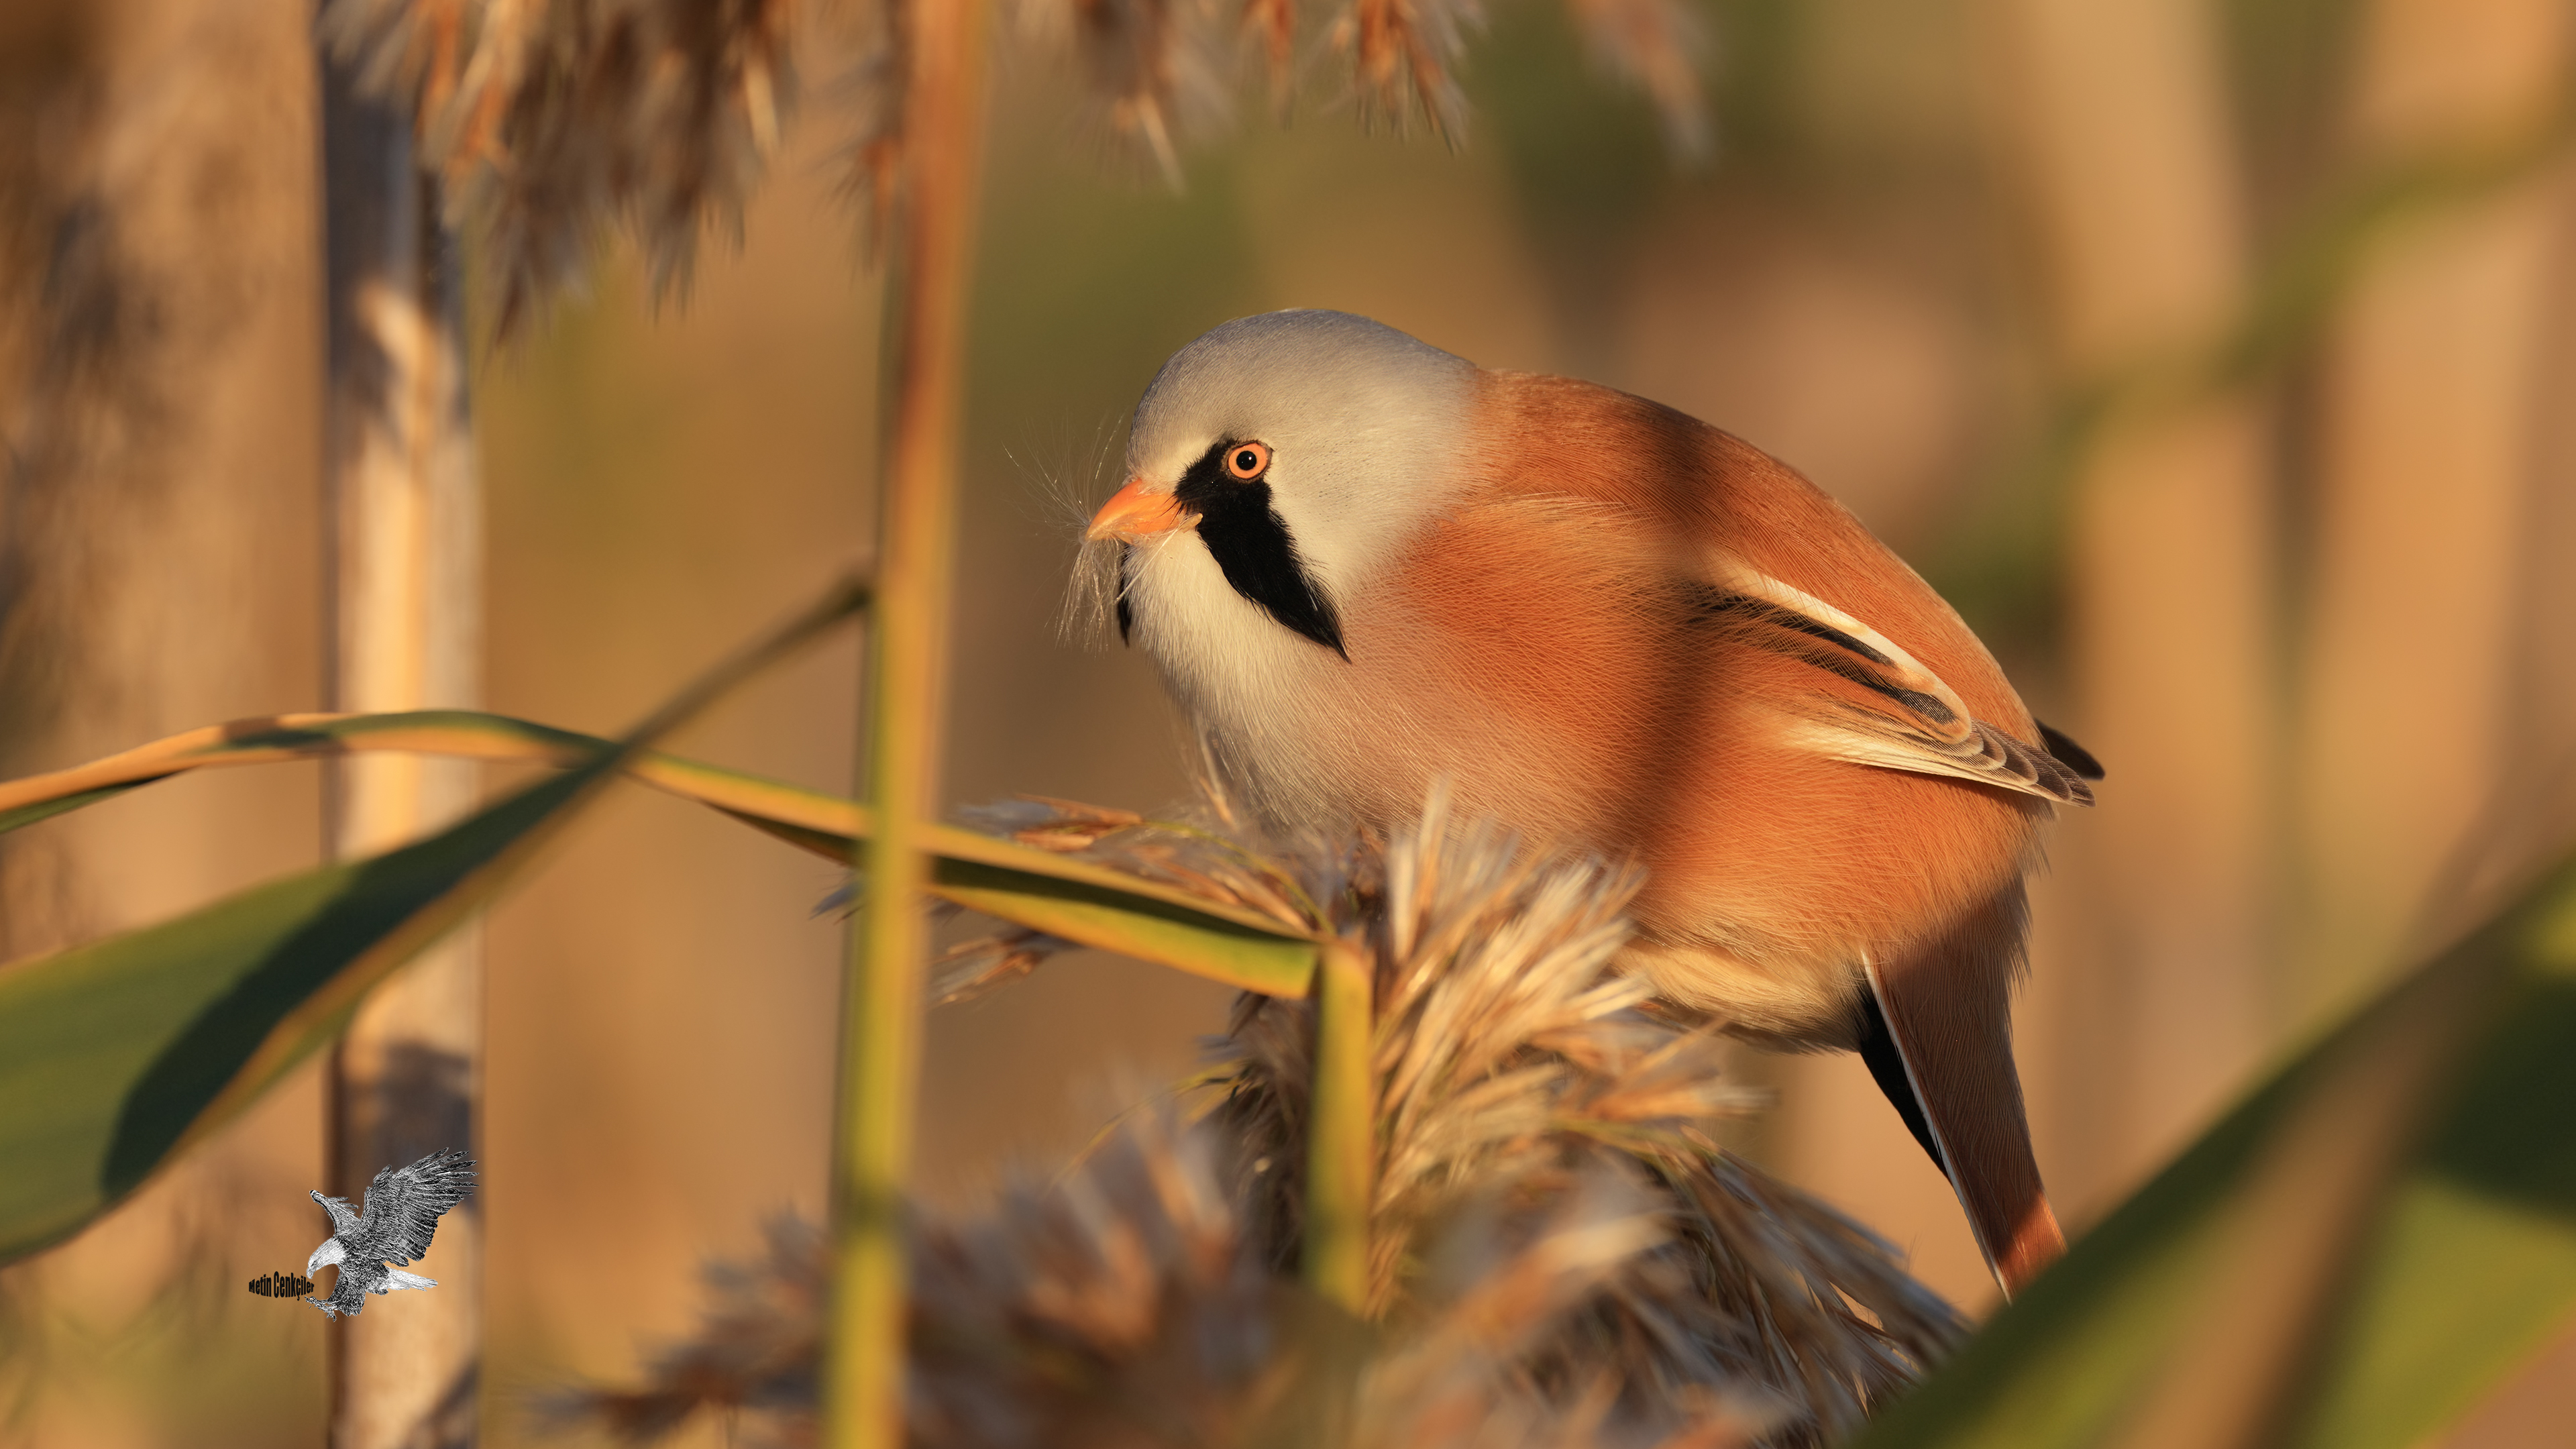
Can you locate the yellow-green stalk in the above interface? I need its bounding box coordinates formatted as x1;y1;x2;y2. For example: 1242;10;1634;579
1303;938;1377;1313
825;0;996;1444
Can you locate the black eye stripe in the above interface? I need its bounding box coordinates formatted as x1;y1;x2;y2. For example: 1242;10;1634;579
1115;543;1136;645
1169;438;1346;658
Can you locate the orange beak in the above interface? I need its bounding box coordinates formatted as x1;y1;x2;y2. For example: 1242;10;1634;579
1085;478;1191;543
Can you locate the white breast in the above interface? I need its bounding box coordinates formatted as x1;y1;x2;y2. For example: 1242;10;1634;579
1122;512;1630;846
1124;529;1369;830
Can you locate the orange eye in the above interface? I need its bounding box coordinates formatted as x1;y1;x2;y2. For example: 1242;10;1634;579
1224;441;1271;480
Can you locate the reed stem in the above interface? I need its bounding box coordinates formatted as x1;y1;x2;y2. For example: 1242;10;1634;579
1303;938;1376;1313
317;44;484;1449
824;0;996;1444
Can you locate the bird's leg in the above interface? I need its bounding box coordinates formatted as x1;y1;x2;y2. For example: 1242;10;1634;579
1862;882;2065;1298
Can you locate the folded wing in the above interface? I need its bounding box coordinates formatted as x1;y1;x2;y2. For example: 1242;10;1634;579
1693;555;2094;807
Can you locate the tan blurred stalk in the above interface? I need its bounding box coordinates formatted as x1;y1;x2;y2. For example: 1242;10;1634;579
2296;0;2573;1016
828;0;996;1442
319;48;484;1449
0;1;326;1440
1979;0;2277;1197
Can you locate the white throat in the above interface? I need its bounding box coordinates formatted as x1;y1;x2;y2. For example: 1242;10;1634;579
1124;309;1479;608
1114;311;1485;830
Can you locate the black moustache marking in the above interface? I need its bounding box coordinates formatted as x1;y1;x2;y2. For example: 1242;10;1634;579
1116;545;1136;645
1173;439;1347;659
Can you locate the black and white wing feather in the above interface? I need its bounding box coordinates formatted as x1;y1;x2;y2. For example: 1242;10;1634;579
352;1148;478;1267
311;1190;361;1236
1698;555;2097;806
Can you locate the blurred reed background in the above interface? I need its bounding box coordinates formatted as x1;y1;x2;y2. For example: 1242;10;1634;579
3;0;2574;1444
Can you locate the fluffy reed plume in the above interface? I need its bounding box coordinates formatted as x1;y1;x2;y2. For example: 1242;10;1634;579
1014;0;1230;187
1560;0;1706;155
554;792;1961;1448
871;0;1713;249
830;0;907;251
1319;0;1706;149
1240;0;1298;114
549;1112;1747;1448
314;0;1711;325
1328;0;1481;141
1212;793;1963;1441
539;1216;826;1442
320;0;797;332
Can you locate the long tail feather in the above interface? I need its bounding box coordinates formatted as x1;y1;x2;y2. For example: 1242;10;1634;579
1863;883;2065;1297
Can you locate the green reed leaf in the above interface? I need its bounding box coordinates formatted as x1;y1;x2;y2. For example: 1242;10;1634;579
0;580;870;1267
0;708;1320;1000
1854;848;2576;1449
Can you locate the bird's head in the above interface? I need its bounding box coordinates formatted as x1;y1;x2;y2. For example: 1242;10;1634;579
305;1235;346;1276
1087;311;1479;660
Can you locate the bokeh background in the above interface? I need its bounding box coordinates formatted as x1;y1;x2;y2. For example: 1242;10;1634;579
5;0;2576;1443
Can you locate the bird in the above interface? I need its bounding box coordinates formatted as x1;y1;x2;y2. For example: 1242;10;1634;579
303;1148;478;1318
1082;310;2103;1297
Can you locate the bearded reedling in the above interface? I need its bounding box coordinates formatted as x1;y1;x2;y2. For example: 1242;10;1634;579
1082;311;2102;1295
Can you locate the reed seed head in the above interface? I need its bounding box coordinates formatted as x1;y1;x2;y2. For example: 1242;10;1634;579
558;788;1962;1448
1562;0;1708;157
1330;0;1479;143
322;0;799;335
324;0;1711;322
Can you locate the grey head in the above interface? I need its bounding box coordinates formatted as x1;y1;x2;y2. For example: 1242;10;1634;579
1119;310;1482;649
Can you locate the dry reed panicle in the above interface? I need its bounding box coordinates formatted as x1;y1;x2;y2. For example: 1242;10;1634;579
1330;0;1481;142
1210;790;1964;1442
319;0;1711;324
832;0;909;252
1016;0;1710;160
1012;0;1232;187
1006;0;1709;172
538;1215;828;1442
320;0;798;333
1560;0;1706;156
554;790;1961;1448
1240;0;1299;115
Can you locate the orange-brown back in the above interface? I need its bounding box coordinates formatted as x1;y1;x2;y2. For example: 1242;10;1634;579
1474;373;2035;734
1346;373;2053;1038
